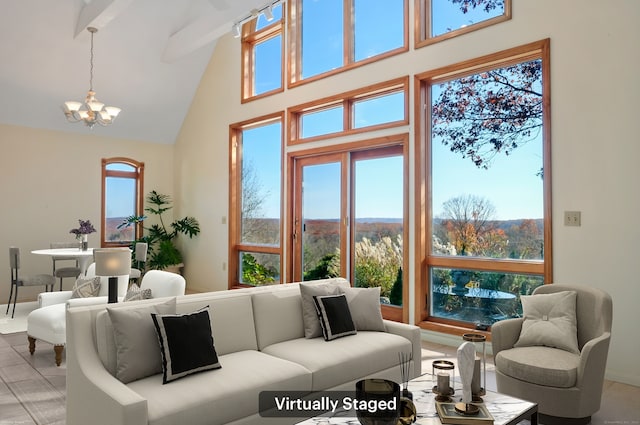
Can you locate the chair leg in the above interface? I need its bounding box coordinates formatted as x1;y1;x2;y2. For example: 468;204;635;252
28;336;36;355
11;285;18;318
59;277;63;291
53;345;64;367
5;283;14;315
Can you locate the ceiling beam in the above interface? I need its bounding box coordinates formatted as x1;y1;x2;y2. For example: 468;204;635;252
162;14;229;63
75;0;136;37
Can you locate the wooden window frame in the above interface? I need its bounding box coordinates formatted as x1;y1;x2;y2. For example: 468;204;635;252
288;76;409;145
288;0;409;88
241;11;285;103
287;134;410;323
229;112;285;288
414;0;512;49
101;157;144;247
413;39;552;338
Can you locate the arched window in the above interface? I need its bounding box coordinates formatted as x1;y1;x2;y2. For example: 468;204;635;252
101;158;144;247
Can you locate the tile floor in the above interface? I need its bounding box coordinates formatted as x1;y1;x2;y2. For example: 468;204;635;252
0;331;638;425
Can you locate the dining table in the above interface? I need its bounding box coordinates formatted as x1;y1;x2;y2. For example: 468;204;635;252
31;247;95;276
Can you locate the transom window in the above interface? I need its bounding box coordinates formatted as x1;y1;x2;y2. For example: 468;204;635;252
416;0;511;48
289;0;407;85
288;77;408;144
101;158;144;247
241;3;284;102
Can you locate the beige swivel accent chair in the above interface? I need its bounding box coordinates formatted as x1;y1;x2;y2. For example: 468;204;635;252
50;242;82;290
129;242;148;284
6;247;56;318
491;284;612;425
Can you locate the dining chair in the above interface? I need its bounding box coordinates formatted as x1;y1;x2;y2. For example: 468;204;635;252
6;247;56;318
50;242;82;290
129;242;148;285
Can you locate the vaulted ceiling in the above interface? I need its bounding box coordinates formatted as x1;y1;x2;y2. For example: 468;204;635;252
0;0;267;144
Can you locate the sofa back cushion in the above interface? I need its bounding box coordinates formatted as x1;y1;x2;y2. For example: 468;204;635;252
252;288;304;350
95;293;258;377
252;278;351;349
179;292;258;356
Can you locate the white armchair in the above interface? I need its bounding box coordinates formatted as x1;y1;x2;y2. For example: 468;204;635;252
27;267;186;366
27;262;129;366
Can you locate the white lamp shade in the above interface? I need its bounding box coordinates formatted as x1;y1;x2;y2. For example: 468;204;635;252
88;101;105;111
64;101;82;112
104;106;121;117
78;110;89;119
94;248;131;276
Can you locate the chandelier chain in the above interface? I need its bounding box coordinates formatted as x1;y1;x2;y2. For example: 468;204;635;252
89;29;94;91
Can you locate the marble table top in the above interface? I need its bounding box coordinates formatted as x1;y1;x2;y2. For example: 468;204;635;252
295;374;537;425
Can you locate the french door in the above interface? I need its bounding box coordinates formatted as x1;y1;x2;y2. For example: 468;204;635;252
291;141;408;321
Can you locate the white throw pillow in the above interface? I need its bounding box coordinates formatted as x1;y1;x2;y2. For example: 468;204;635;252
341;286;385;331
514;290;579;354
107;298;177;383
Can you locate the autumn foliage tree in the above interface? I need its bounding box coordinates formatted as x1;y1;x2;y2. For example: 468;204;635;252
432;59;543;171
439;194;507;257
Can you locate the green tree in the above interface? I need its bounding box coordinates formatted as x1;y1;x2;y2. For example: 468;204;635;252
242;253;277;285
389;267;403;306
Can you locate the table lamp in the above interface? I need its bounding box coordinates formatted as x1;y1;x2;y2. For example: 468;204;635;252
94;248;131;303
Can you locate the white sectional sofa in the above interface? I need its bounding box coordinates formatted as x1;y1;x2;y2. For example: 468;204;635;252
66;278;422;425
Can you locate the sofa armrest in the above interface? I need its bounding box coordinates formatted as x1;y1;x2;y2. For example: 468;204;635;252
38;291;73;308
66;306;148;425
383;320;422;378
490;317;523;356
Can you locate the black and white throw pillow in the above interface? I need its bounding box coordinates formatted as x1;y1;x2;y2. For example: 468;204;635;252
313;294;357;341
151;306;221;384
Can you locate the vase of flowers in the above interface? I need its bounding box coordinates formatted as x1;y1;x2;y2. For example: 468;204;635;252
70;219;96;251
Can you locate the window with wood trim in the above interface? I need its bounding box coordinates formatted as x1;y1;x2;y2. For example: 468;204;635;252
229;113;284;287
288;77;409;145
288;136;410;322
101;158;144;247
289;0;408;86
414;39;551;334
241;3;284;102
415;0;511;48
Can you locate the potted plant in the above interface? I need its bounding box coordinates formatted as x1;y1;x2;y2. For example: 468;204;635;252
119;190;200;272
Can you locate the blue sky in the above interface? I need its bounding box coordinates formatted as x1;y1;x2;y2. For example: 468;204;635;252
241;0;543;222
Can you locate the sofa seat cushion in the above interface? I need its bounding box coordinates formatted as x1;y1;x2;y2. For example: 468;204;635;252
27;304;66;345
262;331;412;391
495;346;579;388
126;350;312;425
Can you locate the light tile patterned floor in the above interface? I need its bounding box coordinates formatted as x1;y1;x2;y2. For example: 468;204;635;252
0;330;638;424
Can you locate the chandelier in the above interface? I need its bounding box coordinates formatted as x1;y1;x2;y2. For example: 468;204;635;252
62;27;121;128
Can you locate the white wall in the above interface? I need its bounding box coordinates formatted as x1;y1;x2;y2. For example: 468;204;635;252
0;124;174;303
176;0;640;386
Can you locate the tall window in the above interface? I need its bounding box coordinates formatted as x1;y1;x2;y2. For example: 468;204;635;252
101;158;144;247
289;0;407;85
415;40;551;331
229;113;283;287
415;0;511;48
241;3;284;102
